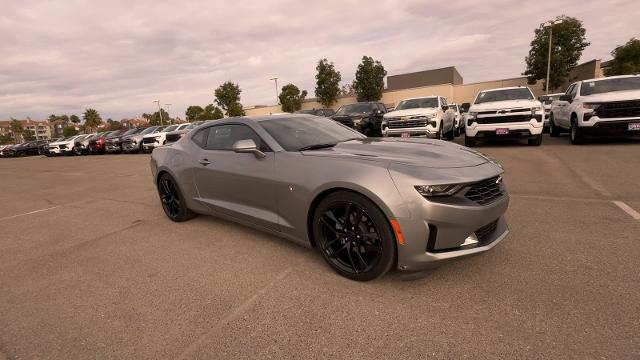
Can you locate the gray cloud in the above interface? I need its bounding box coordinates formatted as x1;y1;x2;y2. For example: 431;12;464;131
0;0;638;119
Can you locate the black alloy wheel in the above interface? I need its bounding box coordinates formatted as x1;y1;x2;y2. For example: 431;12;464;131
313;191;395;281
157;173;195;222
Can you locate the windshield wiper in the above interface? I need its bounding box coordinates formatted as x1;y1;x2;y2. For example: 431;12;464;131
298;143;338;151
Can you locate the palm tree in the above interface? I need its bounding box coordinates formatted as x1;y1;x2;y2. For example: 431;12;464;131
83;108;102;132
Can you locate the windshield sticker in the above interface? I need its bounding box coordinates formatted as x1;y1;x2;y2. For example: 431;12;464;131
587;82;595;87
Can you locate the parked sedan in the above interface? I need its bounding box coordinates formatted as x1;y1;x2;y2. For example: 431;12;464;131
150;114;509;281
165;122;202;144
8;140;49;157
88;131;113;154
104;129;130;153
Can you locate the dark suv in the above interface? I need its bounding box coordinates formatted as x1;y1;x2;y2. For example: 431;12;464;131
331;102;386;136
295;108;336;117
9;140;49;157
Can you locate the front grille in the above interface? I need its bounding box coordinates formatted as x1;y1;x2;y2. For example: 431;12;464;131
478;108;530;115
475;219;499;243
142;137;156;144
465;176;504;205
166;133;182;143
476;114;531;124
388;119;428;129
596;100;640;119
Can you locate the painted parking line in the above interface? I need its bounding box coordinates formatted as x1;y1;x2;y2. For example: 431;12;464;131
612;201;640;220
0;206;60;222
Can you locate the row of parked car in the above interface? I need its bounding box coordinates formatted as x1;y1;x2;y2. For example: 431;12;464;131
311;74;639;147
0;121;203;158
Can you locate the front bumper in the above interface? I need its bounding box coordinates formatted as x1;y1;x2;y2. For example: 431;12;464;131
579;118;640;137
466;120;543;139
105;143;122;152
383;126;439;139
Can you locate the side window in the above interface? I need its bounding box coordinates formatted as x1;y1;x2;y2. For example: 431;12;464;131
204;124;270;152
377;103;386;112
191;128;208;148
565;84;575;97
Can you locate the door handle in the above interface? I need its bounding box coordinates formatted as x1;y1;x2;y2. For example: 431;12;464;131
199;159;211;166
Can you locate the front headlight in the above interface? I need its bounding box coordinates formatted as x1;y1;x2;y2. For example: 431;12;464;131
415;184;465;197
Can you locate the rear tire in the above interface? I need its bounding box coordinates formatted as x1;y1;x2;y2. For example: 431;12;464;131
313;191;396;281
528;134;543;146
464;136;476;147
445;122;455;140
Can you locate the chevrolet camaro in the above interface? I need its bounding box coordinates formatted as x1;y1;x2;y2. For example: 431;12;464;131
150;114;509;281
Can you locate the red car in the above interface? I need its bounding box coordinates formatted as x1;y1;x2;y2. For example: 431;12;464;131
88;131;113;154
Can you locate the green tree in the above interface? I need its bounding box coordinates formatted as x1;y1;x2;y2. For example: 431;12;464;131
201;104;224;120
63;126;79;137
106;119;124;130
279;84;308;112
0;133;12;145
353;56;387;102
70;114;81;124
604;38;640;76
149;109;170;126
9;119;23;143
83;108;102;132
185;106;204;121
315;58;342;107
22;128;35;141
523;16;590;91
214;81;245;117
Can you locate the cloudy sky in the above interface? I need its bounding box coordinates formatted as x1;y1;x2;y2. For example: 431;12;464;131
1;0;638;120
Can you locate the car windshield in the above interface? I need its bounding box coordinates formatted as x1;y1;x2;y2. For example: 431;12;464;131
122;128;139;136
475;88;534;104
335;103;373;115
396;98;439;110
448;104;459;111
259;116;365;151
580;77;640;96
164;125;178;132
154;126;167;133
140;127;156;135
539;95;562;104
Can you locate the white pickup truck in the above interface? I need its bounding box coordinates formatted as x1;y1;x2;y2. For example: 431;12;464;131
465;86;544;147
549;75;640;144
381;96;456;140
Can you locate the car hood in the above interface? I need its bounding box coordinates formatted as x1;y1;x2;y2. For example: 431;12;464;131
384;108;437;118
581;89;640;102
333;112;369;119
302;138;490;168
469;99;540;112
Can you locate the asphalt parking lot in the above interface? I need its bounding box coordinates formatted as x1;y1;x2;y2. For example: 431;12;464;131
1;134;639;359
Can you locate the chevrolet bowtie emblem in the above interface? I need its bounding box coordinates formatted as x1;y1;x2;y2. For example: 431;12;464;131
495;176;503;184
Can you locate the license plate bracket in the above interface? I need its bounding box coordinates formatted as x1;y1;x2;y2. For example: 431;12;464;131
496;128;509;135
629;123;640;131
401;133;410;138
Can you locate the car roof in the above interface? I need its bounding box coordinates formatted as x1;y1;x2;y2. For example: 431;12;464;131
400;96;439;101
480;86;531;92
580;74;640;83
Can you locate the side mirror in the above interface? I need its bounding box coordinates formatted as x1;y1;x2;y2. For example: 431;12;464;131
232;139;266;158
559;94;572;102
441;105;449;111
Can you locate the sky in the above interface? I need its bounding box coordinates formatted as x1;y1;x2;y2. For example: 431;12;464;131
1;0;638;120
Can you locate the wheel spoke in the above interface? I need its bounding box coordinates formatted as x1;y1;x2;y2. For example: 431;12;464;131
343;203;352;225
320;216;340;237
322;236;341;252
361;242;381;253
346;247;358;273
330;243;349;258
363;233;380;240
355;249;369;269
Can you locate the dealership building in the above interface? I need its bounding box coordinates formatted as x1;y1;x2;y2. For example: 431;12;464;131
244;59;604;115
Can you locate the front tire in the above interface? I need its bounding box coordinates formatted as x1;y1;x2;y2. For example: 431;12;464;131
464;135;476;147
549;114;560;137
570;118;585;145
528;134;543;146
157;173;196;222
313;191;396;281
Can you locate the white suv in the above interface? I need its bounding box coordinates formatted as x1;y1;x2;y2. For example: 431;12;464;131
465;86;544;147
47;135;83;156
448;103;463;136
549;75;640;144
142;124;191;152
381;96;456;140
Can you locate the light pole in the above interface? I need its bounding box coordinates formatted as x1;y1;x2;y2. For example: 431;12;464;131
269;77;279;104
153;100;164;126
165;103;172;124
544;18;564;94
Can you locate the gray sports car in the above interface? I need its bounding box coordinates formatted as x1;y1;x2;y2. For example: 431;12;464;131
150;114;509;281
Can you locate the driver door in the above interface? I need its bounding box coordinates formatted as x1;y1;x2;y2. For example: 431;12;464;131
192;124;278;231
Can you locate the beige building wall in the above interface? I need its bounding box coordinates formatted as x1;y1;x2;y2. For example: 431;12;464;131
244;62;601;116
